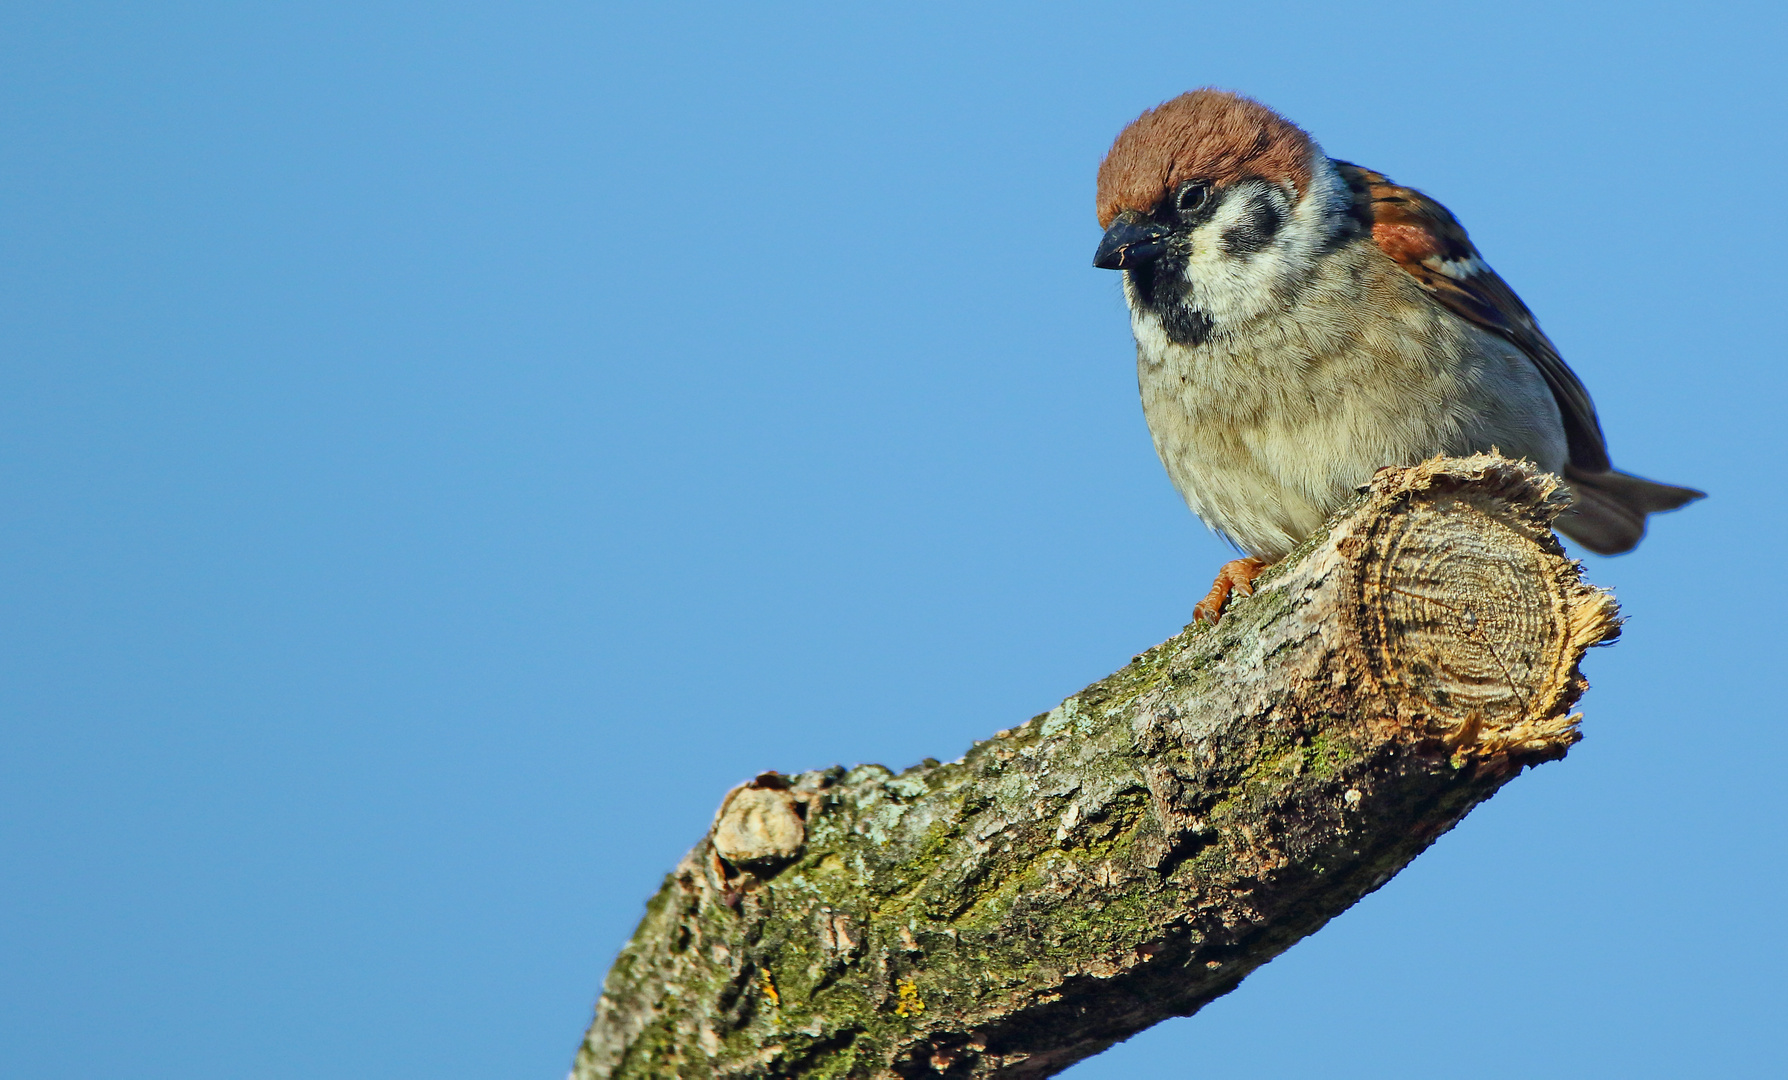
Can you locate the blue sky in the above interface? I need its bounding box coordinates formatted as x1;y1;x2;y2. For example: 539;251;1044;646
3;3;1783;1077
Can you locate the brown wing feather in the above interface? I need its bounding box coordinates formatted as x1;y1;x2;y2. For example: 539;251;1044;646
1333;161;1611;472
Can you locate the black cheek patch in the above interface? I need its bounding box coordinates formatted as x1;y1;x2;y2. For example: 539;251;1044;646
1220;196;1284;256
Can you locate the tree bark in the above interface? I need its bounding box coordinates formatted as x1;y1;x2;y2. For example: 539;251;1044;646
574;455;1621;1079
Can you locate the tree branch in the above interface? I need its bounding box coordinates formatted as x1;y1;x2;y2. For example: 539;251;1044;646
575;455;1621;1078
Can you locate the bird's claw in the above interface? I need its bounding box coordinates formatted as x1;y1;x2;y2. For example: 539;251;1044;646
1193;557;1269;625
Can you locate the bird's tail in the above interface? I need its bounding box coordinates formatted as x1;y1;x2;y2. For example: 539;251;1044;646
1557;465;1704;555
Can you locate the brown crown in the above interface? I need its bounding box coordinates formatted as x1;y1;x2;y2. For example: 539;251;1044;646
1096;90;1317;228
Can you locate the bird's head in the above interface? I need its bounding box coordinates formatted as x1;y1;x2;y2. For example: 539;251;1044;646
1094;90;1353;346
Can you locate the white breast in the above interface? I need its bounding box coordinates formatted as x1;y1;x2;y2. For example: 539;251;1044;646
1133;242;1565;560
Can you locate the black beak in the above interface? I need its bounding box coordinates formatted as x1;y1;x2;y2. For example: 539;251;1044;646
1093;213;1171;270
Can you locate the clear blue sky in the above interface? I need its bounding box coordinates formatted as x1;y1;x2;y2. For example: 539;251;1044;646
3;3;1783;1077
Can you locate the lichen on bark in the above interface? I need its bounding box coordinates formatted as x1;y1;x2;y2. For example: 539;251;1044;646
576;455;1620;1079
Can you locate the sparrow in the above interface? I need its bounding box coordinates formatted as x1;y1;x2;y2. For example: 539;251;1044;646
1092;89;1703;622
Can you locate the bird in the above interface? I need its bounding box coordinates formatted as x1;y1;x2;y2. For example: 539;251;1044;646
1092;89;1703;623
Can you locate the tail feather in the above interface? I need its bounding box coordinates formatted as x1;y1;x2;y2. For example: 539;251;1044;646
1557;465;1705;555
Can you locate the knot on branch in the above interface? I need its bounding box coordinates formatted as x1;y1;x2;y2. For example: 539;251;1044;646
712;773;807;870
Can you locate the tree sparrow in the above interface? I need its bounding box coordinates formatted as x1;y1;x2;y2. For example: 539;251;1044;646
1093;90;1702;622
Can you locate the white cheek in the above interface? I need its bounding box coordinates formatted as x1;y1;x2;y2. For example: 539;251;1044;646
1182;228;1295;324
1130;307;1171;363
1177;161;1350;328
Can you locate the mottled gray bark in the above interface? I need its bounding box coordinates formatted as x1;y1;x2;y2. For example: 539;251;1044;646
576;456;1619;1079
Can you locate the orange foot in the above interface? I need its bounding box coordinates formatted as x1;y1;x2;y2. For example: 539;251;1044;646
1193;557;1269;625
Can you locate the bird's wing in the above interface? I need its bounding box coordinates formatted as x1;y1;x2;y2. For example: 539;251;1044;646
1332;160;1610;471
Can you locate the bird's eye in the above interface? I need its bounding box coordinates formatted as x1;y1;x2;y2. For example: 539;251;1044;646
1175;182;1211;215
